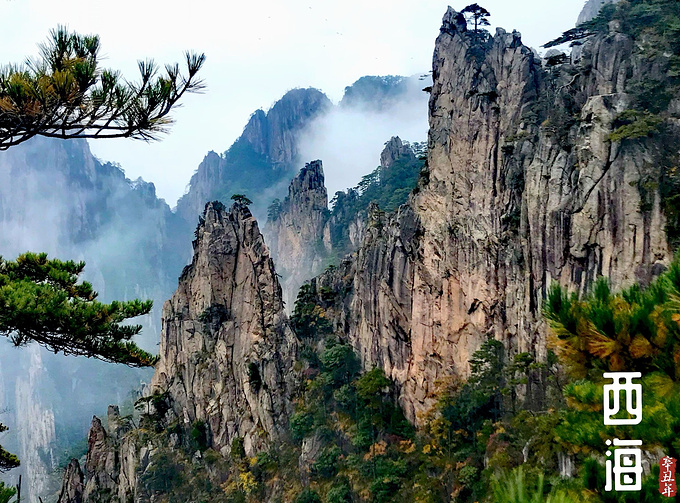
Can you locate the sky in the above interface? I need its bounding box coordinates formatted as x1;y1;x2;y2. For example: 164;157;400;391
0;0;586;206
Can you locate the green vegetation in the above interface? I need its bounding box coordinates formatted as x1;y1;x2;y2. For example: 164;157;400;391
608;110;662;143
0;423;19;471
0;482;15;503
546;261;680;459
95;253;680;502
326;144;424;255
231;193;253;206
0;27;201;475
291;284;333;338
0;26;204;149
290;337;413;502
0;252;156;366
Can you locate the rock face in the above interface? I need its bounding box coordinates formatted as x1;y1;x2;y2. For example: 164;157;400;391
577;0;619;25
57;407;141;503
311;7;670;423
152;201;298;456
176;88;332;224
265;138;420;308
57;202;298;502
57;459;84;503
380;136;417;169
265;160;329;308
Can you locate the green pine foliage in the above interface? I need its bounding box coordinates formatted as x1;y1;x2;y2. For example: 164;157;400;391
0;482;15;503
0;26;204;149
0;252;157;367
0;422;19;471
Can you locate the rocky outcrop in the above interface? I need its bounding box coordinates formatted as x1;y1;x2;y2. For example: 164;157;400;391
577;0;619;25
265;160;329;308
57;459;84;503
176;88;332;224
380;136;417;169
56;406;143;503
152;201;298;456
311;7;671;423
56;202;297;501
265;138;421;308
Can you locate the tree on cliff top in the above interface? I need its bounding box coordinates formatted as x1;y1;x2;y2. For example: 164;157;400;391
461;3;491;32
0;26;205;150
0;27;204;472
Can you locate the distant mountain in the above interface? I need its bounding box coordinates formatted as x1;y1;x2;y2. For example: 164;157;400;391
340;75;426;111
175;88;332;224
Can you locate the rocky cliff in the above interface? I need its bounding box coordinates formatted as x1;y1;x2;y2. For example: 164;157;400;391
265;138;423;309
264;160;329;309
152;201;298;456
57;201;300;502
309;7;671;423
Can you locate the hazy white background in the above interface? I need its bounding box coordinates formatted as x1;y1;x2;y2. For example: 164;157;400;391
0;0;585;205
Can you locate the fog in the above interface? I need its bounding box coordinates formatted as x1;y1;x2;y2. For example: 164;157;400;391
0;1;585;207
299;76;430;197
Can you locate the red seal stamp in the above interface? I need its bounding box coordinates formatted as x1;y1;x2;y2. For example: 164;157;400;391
659;456;677;498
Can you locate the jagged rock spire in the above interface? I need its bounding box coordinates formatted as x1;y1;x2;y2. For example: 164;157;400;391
153;200;298;456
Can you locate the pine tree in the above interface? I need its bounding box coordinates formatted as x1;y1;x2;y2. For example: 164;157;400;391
0;26;205;149
0;253;157;367
545;258;680;460
461;3;491;33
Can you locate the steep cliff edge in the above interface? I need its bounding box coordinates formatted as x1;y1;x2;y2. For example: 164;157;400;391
152;201;298;456
310;7;671;423
264;160;329;309
58;201;299;502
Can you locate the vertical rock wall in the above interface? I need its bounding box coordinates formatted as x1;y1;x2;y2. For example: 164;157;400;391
313;8;671;423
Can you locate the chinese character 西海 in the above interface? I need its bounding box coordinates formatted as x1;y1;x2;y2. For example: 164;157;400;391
603;372;642;425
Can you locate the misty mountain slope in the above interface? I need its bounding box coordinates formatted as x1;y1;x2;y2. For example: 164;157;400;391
175;88;332;223
299;75;429;198
265;138;424;309
339;75;427;111
176;75;430;229
0;137;190;503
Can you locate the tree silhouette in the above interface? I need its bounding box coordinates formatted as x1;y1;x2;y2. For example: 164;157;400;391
231;193;253;206
0;27;205;150
461;3;491;33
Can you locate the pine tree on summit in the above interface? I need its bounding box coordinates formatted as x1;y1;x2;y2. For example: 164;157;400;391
0;28;204;472
461;3;491;32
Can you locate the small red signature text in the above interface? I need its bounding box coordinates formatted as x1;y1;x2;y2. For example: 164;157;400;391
659;456;677;498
